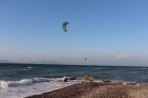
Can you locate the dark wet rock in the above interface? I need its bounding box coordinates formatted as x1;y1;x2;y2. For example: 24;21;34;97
68;76;76;80
62;77;68;82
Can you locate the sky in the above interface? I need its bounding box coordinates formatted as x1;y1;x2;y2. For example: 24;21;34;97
0;0;148;66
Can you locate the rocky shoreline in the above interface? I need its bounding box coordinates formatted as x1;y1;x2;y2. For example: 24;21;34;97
25;76;148;98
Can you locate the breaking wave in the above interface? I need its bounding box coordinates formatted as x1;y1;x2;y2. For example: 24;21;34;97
0;77;50;89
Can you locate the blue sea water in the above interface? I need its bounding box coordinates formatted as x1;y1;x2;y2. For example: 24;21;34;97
0;63;148;83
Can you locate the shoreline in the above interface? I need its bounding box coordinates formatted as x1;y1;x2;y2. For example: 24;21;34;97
25;81;148;98
1;76;148;98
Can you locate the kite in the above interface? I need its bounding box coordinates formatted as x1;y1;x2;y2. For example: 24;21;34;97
62;22;69;32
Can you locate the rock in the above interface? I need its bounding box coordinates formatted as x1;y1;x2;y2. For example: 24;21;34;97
82;76;94;82
57;77;68;82
116;82;123;85
57;76;76;82
68;76;76;80
57;80;63;82
102;79;111;83
62;77;68;82
97;79;111;83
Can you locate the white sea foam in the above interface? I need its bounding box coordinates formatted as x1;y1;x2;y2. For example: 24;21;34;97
0;78;78;98
21;69;27;71
0;78;51;89
20;67;34;71
27;67;34;69
0;81;9;89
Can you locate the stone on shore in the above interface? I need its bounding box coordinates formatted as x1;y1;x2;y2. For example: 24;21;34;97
57;76;76;82
97;79;111;83
68;76;76;80
82;76;94;82
62;77;68;82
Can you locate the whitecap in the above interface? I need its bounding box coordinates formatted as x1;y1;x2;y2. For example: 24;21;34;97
27;67;34;69
18;79;33;86
0;78;78;98
0;77;51;89
0;80;9;89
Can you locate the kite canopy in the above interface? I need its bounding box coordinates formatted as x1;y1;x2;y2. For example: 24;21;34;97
62;22;69;32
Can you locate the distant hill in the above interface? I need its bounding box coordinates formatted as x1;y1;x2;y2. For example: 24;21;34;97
0;59;13;63
0;60;60;65
40;61;60;64
29;61;60;64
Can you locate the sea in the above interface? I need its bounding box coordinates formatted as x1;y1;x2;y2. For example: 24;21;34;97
0;63;148;98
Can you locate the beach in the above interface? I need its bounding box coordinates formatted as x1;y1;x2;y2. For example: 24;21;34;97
25;82;148;98
0;64;148;98
1;0;148;97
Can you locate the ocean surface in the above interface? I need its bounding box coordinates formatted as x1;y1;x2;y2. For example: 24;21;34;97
0;63;148;98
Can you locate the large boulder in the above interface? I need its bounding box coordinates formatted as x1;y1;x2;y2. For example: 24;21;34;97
62;77;68;82
68;76;76;80
82;76;94;82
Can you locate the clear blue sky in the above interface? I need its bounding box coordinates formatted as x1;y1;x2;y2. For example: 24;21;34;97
0;0;148;66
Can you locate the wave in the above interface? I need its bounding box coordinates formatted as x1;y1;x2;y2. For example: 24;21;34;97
0;77;50;89
136;67;147;70
27;66;34;69
20;66;35;71
0;78;77;98
142;68;147;69
93;68;102;70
